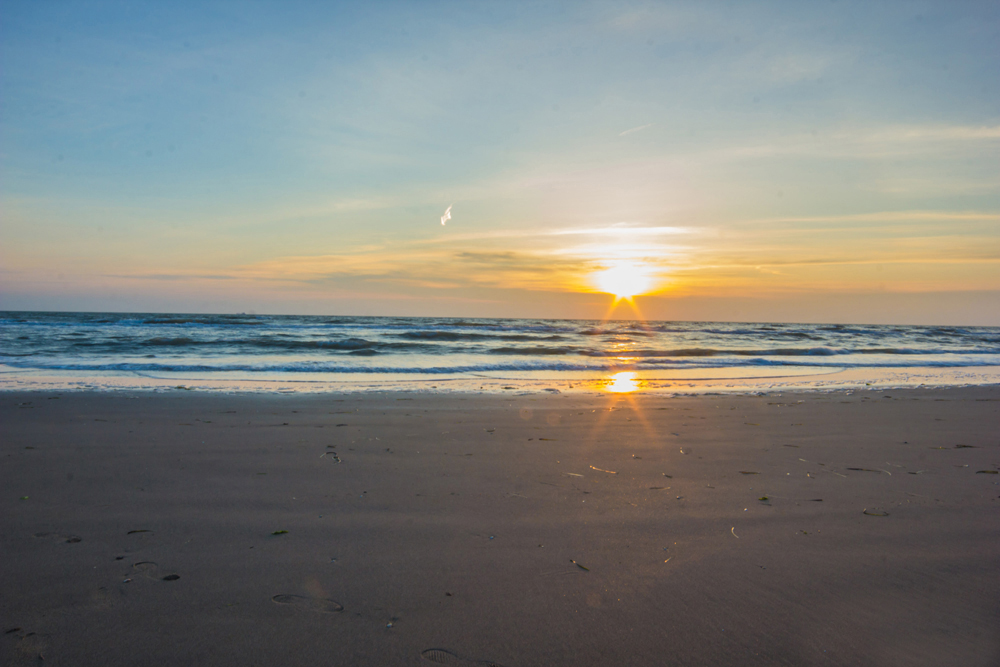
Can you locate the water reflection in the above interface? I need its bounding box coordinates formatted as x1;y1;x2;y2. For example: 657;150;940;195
606;371;640;393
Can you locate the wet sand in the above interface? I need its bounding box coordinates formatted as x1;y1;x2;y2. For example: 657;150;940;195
1;388;998;666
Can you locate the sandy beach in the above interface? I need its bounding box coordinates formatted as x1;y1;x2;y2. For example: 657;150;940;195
2;387;998;666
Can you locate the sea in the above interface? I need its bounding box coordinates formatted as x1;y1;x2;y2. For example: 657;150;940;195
2;311;999;394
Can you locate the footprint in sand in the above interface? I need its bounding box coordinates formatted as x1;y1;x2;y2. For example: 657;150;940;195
271;594;343;613
131;561;180;581
33;532;82;543
421;649;506;667
6;630;49;667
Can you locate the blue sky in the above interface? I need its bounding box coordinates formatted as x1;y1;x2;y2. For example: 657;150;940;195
2;0;998;323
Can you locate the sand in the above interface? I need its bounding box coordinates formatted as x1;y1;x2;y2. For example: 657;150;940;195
1;387;998;666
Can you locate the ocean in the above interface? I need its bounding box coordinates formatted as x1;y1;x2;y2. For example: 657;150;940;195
2;311;999;393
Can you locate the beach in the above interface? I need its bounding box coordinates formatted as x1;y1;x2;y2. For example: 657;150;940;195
5;0;1000;663
1;387;998;666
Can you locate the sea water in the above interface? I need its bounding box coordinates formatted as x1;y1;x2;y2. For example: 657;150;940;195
2;311;999;393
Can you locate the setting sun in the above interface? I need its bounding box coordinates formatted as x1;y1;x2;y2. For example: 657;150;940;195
594;262;653;299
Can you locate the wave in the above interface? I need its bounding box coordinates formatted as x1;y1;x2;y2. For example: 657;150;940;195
245;337;410;351
582;347;721;357
6;337;1000;359
580;329;653;337
140;318;263;326
395;330;565;342
0;360;608;374
581;346;1000;358
62;336;438;353
4;356;1000;374
445;320;498;328
489;346;577;355
143;336;201;346
4;312;1000;382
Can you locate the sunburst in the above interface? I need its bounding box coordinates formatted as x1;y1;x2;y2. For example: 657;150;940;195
594;262;652;300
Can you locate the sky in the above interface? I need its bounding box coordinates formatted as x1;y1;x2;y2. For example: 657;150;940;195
1;0;998;324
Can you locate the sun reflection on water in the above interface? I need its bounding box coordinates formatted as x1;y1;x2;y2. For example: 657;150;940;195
606;371;640;393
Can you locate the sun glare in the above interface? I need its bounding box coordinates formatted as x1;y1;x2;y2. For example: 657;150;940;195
606;371;640;393
594;262;652;299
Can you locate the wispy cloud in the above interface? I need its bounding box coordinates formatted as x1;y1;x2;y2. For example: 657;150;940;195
766;53;832;83
99;273;240;281
712;124;1000;161
753;210;1000;224
619;123;654;137
547;224;691;237
869;125;1000;142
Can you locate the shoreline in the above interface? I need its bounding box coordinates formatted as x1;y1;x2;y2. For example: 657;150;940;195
2;386;998;666
2;364;1000;396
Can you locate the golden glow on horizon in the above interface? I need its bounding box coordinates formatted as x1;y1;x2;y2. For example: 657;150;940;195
594;262;653;299
606;371;640;393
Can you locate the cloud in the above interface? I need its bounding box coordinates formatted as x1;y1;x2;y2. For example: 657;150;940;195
99;273;240;281
713;124;1000;162
547;225;691;237
870;125;1000;143
753;210;1000;224
619;123;654;137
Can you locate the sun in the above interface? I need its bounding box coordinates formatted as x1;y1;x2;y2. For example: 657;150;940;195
594;262;652;299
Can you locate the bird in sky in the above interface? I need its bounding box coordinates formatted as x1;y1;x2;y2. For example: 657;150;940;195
440;205;452;226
